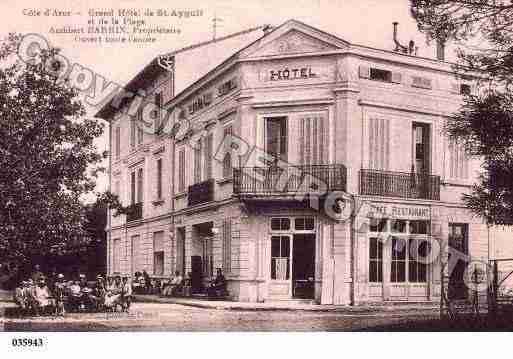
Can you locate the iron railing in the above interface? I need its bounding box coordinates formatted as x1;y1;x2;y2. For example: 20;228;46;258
126;202;143;222
359;169;440;200
233;164;347;195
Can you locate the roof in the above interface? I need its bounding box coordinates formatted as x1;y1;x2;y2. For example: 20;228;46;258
95;25;266;120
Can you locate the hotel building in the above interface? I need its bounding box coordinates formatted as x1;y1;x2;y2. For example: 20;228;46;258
97;19;502;304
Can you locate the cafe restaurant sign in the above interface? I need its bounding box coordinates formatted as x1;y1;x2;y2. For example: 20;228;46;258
367;203;430;220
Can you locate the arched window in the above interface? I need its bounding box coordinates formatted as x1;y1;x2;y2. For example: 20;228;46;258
223;152;232;178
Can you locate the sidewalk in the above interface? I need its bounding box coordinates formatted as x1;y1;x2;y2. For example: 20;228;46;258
133;294;441;313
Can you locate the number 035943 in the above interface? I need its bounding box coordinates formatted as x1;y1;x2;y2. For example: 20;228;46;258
11;338;44;347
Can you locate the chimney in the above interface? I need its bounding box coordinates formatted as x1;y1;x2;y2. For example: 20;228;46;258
392;22;407;53
436;40;445;61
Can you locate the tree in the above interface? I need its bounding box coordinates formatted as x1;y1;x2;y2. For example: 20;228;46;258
0;33;108;266
411;1;513;224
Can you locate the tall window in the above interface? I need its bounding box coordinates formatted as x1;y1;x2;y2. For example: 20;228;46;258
448;140;469;180
130;119;136;149
156;158;163;199
369;237;383;282
409;238;428;282
266;117;287;163
223;125;233;178
155;92;162;133
368;118;390;170
131;168;143;204
137;168;143;203
194;141;202;183
222;220;232;274
153;231;164;276
300;116;326;165
271;236;290;280
113;238;121;273
391;237;407;282
178;148;185;192
413;122;430;173
203;237;213;278
204;133;213;179
114;127;120;159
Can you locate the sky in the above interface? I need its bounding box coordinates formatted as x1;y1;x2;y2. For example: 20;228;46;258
0;0;451;196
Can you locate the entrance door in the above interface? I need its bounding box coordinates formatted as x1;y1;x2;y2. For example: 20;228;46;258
269;235;292;298
448;223;468;300
292;234;315;299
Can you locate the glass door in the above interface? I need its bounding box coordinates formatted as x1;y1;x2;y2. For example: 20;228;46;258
269;235;292;298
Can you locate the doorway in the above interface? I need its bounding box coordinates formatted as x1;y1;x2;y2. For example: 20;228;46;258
292;234;315;299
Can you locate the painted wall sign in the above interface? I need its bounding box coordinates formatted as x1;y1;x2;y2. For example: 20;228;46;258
367;203;430;220
269;67;317;81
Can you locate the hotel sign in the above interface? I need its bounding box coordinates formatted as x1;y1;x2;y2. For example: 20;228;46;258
268;66;317;81
367;203;430;220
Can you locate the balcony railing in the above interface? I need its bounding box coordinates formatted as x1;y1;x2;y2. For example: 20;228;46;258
359;169;440;200
126;202;143;222
233;164;347;196
188;179;215;206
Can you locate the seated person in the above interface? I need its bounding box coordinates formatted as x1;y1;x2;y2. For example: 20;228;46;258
67;280;83;312
162;271;183;297
88;275;106;312
13;281;28;313
53;274;67;316
121;276;132;312
104;275;123;311
31;277;55;315
207;268;227;298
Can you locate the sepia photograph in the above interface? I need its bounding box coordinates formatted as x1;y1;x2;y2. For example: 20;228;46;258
1;0;513;354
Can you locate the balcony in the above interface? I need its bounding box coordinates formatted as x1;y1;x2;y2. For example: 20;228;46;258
359;169;440;200
233;164;347;198
188;179;215;206
126;202;143;222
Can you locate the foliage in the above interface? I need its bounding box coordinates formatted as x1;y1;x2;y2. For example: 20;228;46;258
411;1;513;224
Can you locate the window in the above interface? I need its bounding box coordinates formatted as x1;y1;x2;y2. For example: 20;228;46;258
449;223;468;254
369;237;383;282
266;117;287;163
299;116;325;165
178;148;185;192
222;220;232;274
130;172;136;205
155;92;162;132
113;238;121;273
294;217;314;231
130;235;139;273
271;236;290;280
223;126;233;178
369;218;387;232
413;123;430;173
204;133;213;180
271;218;291;231
408;238;428;282
391;219;407;233
410;220;429;234
130;119;136;149
153;231;164;276
368;118;390;170
370;68;392;82
223;153;232;179
115;127;120;159
194;141;202;183
460;84;471;95
203;237;213;278
448;140;469;180
137;168;143;203
391;237;407;282
156;158;163;199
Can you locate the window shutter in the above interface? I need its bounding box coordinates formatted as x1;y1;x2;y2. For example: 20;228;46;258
130;119;136;148
156;158;162;199
368;118;390;170
178;148;185;192
204;133;213;180
222;219;232;274
359;65;371;79
194;141;202;183
391;72;402;84
137;168;143;203
115;127;120;158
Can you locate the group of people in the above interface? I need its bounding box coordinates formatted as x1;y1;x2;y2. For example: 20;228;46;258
160;268;227;298
13;266;133;316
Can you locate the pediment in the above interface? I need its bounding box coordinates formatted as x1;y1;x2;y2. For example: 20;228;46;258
240;21;348;59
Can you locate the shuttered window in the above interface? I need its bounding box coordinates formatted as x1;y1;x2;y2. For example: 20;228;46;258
137;168;143;203
115;127;120;159
448;140;469;180
299;115;325;165
204;133;213;180
178;148;186;192
223;126;233;178
194;141;202;183
368;118;390;170
222;220;232;274
156;158;163;199
153;231;164;276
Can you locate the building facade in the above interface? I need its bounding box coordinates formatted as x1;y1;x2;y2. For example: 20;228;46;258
99;20;497;305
